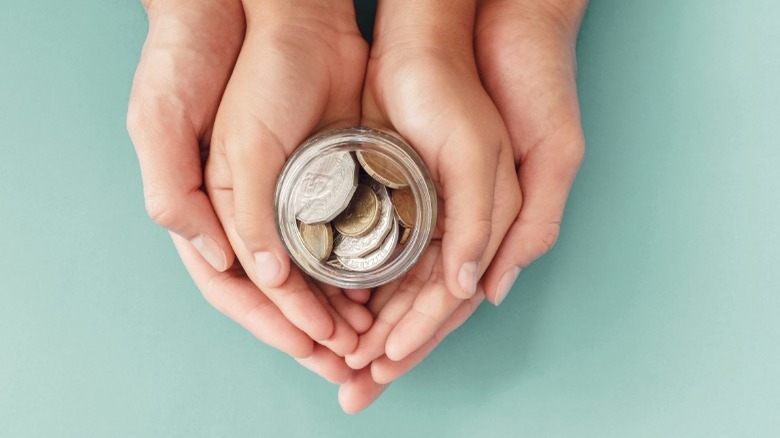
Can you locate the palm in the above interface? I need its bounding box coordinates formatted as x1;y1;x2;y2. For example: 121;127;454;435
132;1;244;156
202;13;373;352
346;39;521;368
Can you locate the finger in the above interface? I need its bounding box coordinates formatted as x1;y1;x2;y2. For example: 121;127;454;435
372;291;485;384
483;131;584;305
361;0;499;301
220;103;300;290
128;2;243;272
338;367;389;414
319;284;374;334
367;280;403;316
208;171;336;342
437;126;499;301
317;308;358;357
309;284;359;357
296;344;353;384
171;233;313;358
476;7;586;305
344;245;439;369
213;12;364;290
383;257;463;361
344;289;371;305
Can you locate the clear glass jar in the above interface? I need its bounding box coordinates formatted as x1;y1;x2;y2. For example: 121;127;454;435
274;127;437;289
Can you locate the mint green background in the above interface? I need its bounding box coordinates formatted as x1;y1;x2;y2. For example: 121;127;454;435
2;0;779;436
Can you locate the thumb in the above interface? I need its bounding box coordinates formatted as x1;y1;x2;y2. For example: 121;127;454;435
483;127;584;305
128;108;233;272
127;16;237;271
438;126;499;299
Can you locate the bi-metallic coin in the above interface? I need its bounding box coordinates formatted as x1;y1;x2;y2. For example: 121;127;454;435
333;179;394;258
298;222;334;262
333;184;380;237
356;151;409;189
390;187;416;228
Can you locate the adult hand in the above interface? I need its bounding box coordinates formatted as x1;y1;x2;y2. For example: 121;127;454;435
343;0;588;395
127;0;244;274
171;232;354;382
476;0;587;305
128;0;371;360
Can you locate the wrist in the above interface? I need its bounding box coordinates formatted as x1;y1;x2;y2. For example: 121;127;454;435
244;0;359;35
372;0;477;63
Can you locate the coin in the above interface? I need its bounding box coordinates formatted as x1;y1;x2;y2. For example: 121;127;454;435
298;222;333;262
333;184;380;237
399;226;412;245
333;180;394;258
356;151;409;189
338;216;399;271
294;151;358;224
390;187;416;228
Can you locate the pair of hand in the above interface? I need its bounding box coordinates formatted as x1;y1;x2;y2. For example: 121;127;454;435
127;0;586;413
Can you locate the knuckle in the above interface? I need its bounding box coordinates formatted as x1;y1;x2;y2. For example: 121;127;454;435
534;224;561;256
125;101;147;142
126;97;166;147
144;193;182;229
473;218;493;245
233;210;266;247
201;274;231;314
561;134;586;169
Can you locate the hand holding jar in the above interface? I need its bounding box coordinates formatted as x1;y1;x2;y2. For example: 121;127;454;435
127;0;587;413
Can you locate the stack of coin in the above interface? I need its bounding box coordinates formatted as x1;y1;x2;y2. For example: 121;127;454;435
293;150;418;272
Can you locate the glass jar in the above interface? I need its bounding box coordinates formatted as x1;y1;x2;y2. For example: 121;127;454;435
274;127;437;289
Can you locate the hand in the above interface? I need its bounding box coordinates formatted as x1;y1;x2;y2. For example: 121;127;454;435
127;0;243;274
344;0;588;401
343;0;521;373
476;0;587;305
171;232;355;382
128;0;370;362
204;0;374;347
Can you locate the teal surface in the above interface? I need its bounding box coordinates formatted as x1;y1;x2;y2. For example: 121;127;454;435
2;0;779;436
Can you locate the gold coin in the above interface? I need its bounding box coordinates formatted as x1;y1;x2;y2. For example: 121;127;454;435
333;184;380;237
356;151;409;189
298;222;333;262
399;226;412;245
390;187;416;228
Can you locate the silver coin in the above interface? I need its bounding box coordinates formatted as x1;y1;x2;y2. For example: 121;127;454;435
332;180;394;257
338;216;399;272
325;257;347;270
294;151;358;224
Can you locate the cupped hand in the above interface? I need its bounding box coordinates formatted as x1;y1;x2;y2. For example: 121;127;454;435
171;232;354;382
343;0;588;398
342;0;521;373
204;0;373;348
475;0;588;305
128;0;372;362
127;0;244;274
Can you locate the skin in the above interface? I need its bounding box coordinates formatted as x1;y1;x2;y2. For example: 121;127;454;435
204;0;372;350
127;0;587;414
342;0;588;411
128;0;372;380
345;0;521;371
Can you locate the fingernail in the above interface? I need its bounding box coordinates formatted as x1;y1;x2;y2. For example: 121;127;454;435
190;234;228;272
457;261;479;298
495;267;521;306
254;251;280;287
